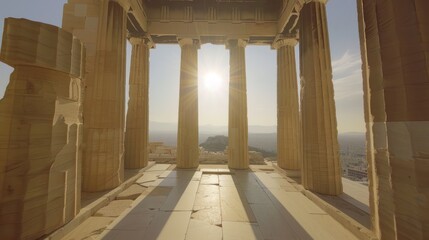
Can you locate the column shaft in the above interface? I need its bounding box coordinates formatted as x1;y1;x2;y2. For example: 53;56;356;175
228;39;249;169
275;39;301;170
124;38;150;169
357;0;393;238
359;0;429;239
177;39;199;168
300;1;342;195
356;0;381;237
63;0;127;191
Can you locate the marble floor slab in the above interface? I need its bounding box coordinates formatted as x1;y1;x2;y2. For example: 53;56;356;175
200;174;219;185
185;219;222;240
222;221;264;240
160;181;199;211
97;165;358;240
220;186;257;223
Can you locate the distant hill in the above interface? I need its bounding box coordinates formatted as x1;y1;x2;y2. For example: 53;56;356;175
149;121;275;134
200;135;228;152
199;135;276;157
149;123;366;156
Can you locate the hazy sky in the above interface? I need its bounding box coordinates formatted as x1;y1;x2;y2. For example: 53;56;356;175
0;0;364;133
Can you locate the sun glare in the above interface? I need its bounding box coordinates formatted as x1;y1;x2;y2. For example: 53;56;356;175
203;72;222;92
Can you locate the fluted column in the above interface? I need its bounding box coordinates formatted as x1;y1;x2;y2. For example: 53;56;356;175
274;37;301;170
63;0;127;191
357;0;392;238
358;0;429;239
299;0;342;195
177;38;199;169
124;37;151;169
227;39;249;169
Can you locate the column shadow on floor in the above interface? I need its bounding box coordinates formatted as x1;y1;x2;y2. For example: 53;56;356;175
317;192;371;229
229;170;313;240
101;168;196;240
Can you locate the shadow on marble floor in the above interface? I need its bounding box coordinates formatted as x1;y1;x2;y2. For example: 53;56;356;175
102;168;197;239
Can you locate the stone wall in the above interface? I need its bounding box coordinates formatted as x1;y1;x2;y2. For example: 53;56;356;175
0;18;85;239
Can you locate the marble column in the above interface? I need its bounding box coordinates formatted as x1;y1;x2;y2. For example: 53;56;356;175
63;0;127;191
227;39;249;169
358;0;429;239
357;0;393;238
273;37;301;170
299;0;342;195
176;38;199;169
124;37;151;169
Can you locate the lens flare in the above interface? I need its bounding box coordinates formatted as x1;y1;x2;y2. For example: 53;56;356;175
204;72;222;92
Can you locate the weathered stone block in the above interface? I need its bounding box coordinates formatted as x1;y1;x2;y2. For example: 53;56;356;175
0;18;85;239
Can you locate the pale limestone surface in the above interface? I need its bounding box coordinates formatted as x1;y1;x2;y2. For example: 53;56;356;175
98;165;357;240
115;184;148;200
220;186;257;223
357;0;429;239
222;221;264;240
63;216;114;240
0;18;84;240
124;37;151;169
145;2;280;41
176;38;200;169
63;0;127;192
299;1;342;196
2;0;428;239
274;37;301;171
94;200;134;217
185;219;222;240
227;39;249;169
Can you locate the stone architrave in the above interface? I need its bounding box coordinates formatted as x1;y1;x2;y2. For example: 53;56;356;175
124;37;151;169
299;0;342;195
227;39;249;169
358;0;429;239
176;38;199;169
63;0;127;191
0;18;84;240
273;37;301;170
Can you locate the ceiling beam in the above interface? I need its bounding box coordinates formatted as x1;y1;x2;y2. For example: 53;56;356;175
148;21;277;43
278;0;298;33
129;0;148;32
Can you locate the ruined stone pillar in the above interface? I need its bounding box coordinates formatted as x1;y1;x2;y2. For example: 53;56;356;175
63;0;127;191
176;38;199;169
357;0;429;239
124;37;152;169
0;18;84;240
273;37;301;170
299;0;342;195
227;39;249;169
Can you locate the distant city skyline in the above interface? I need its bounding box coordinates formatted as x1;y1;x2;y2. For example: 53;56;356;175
0;0;365;133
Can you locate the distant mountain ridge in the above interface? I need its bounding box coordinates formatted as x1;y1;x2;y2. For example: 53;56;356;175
199;135;276;157
149;124;365;154
149;121;276;133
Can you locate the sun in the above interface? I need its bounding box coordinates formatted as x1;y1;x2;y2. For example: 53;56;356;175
203;72;222;92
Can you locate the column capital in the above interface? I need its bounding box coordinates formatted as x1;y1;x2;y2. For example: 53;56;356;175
272;37;298;49
129;36;155;48
178;38;201;49
226;39;248;49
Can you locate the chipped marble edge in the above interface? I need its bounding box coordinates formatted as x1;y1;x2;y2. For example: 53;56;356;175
44;161;156;240
272;163;377;240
